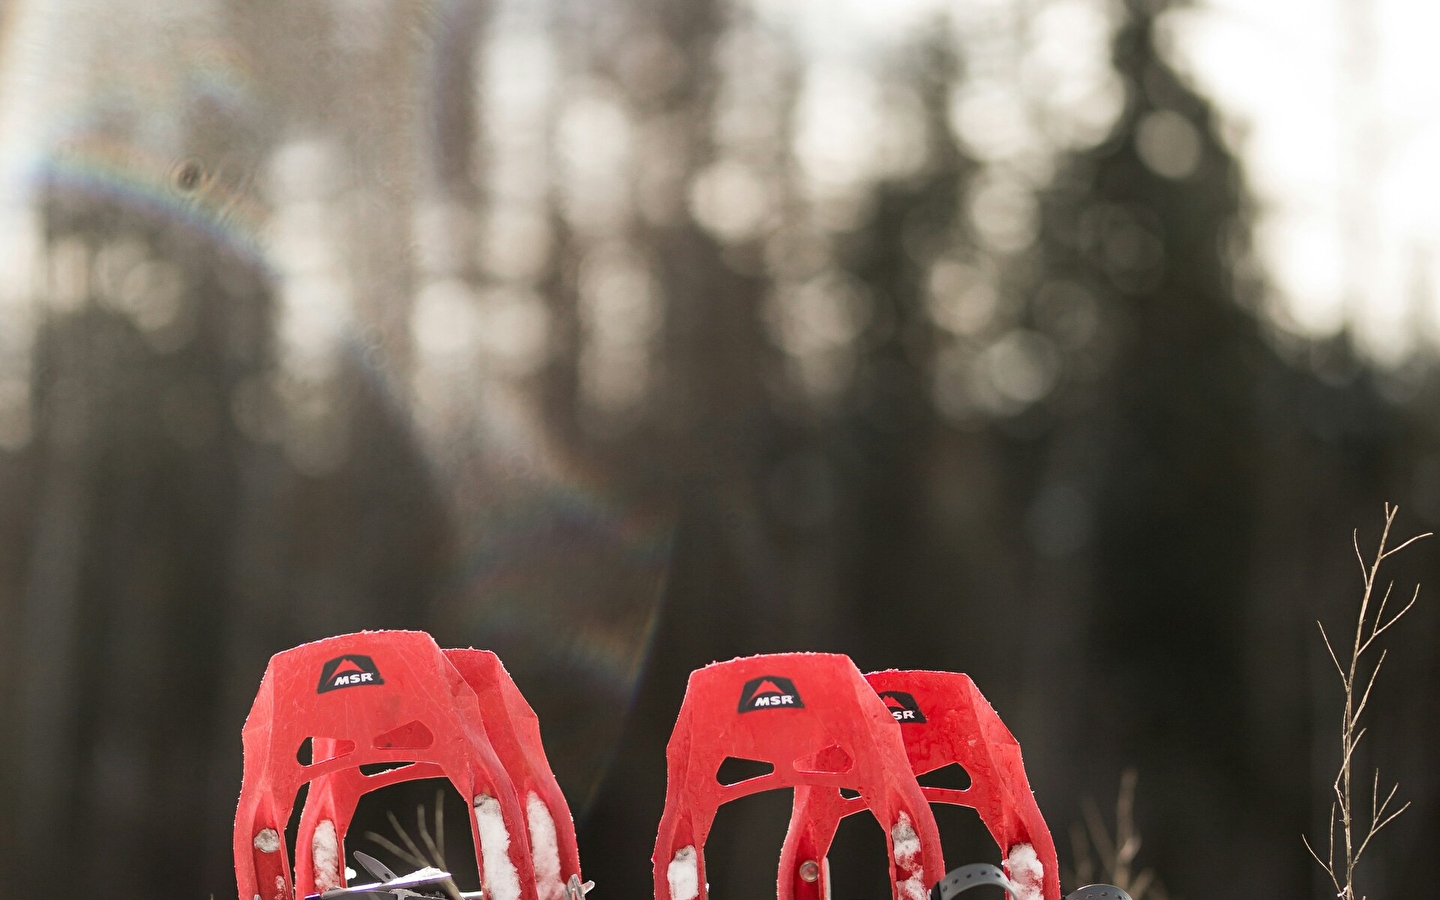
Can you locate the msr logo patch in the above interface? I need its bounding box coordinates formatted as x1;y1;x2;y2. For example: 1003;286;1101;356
738;675;804;712
317;655;385;694
879;690;926;723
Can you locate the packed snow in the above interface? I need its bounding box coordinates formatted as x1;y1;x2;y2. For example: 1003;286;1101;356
1006;843;1044;900
890;813;927;900
312;819;342;892
475;794;524;900
668;845;700;900
253;828;280;853
526;792;566;900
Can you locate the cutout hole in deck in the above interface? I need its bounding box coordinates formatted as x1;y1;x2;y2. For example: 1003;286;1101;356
297;737;357;766
827;810;893;900
716;756;775;786
351;778;480;891
360;761;417;777
916;763;972;792
704;787;796;900
930;803;1001;870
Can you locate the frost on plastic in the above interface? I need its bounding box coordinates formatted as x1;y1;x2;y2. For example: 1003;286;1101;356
1006;843;1044;900
890;813;927;900
667;845;700;900
312;819;342;892
526;792;566;900
475;794;523;900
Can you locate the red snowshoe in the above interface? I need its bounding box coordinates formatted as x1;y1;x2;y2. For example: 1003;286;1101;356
234;631;584;900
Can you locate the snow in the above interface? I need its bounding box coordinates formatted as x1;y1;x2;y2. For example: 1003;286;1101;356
312;819;342;892
526;792;566;900
475;794;524;900
890;813;928;900
890;813;920;864
1006;843;1044;900
667;845;700;900
253;828;280;853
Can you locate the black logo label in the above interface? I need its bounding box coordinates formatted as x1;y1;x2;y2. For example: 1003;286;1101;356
879;690;926;723
738;675;804;712
317;655;385;694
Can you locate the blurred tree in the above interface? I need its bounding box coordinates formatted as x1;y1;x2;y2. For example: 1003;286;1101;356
5;0;1440;899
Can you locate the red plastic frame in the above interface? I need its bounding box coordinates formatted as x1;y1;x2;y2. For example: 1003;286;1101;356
652;653;944;900
785;671;1060;900
445;649;584;900
234;631;539;900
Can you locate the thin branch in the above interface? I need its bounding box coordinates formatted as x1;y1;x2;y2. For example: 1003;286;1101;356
1306;505;1426;900
1303;832;1340;896
1361;581;1395;652
435;789;447;869
1081;798;1115;873
1072;770;1165;900
1349;652;1386;726
1356;798;1409;862
1370;585;1420;645
1128;870;1154;900
1068;821;1095;888
1368;777;1403;837
1318;621;1346;680
417;800;463;900
1371;800;1410;839
1379;531;1431;560
418;804;441;865
365;831;427;870
386;809;428;864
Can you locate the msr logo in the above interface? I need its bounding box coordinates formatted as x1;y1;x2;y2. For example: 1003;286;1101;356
317;655;385;694
879;690;926;723
738;675;804;713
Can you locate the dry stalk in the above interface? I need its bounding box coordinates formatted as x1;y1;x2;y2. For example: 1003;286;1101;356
1303;503;1430;900
1068;768;1169;900
364;789;467;900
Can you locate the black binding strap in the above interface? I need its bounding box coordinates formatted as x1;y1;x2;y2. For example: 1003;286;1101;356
929;864;1020;900
1064;885;1133;900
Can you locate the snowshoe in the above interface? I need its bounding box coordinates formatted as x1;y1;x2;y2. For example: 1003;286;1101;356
785;670;1059;900
235;631;584;900
652;653;946;900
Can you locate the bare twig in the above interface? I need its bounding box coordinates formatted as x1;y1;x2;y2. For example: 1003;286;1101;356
364;830;427;870
386;809;428;863
1306;503;1429;900
366;796;468;900
1069;822;1096;888
1067;769;1169;900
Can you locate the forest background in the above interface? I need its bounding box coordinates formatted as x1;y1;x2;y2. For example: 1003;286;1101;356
0;0;1437;898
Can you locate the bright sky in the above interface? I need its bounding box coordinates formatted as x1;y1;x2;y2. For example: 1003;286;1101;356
2;0;1438;370
761;0;1440;367
1161;0;1440;365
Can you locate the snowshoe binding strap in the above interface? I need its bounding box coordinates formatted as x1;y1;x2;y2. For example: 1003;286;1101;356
305;858;486;899
930;864;1020;900
1063;887;1132;900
